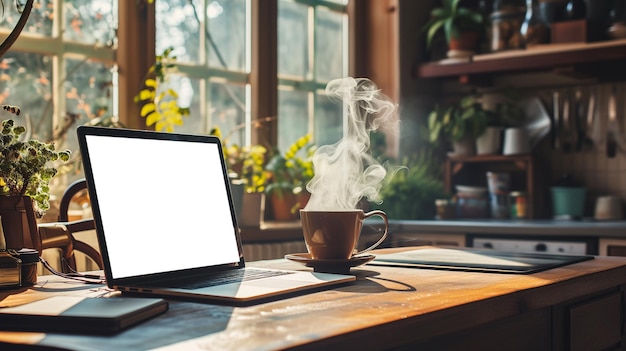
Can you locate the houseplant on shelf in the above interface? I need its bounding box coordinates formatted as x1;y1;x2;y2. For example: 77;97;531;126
427;92;490;156
422;0;486;58
476;88;526;155
264;134;315;221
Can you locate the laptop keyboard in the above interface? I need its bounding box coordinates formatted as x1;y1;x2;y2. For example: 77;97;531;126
163;268;295;290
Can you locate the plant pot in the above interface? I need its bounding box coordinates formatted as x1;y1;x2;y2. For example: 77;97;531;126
448;31;480;58
476;126;503;155
238;192;266;227
230;181;245;220
269;191;310;221
452;137;476;156
0;196;40;252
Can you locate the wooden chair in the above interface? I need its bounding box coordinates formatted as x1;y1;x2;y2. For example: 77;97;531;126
38;178;103;272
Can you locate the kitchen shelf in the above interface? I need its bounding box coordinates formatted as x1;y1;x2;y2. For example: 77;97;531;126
445;154;535;219
416;39;626;83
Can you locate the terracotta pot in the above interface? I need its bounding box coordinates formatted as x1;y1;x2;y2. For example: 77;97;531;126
270;191;310;221
0;196;40;253
448;31;480;57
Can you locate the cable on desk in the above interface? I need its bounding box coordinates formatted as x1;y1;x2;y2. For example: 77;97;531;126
39;256;105;284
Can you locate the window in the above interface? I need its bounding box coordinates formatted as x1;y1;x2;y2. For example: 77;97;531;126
278;0;348;151
154;0;249;146
0;0;117;185
0;0;350;192
154;0;349;150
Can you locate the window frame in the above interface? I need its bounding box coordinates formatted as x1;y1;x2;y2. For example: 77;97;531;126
4;0;375;149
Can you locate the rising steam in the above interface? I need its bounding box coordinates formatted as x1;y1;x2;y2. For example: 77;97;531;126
305;77;397;211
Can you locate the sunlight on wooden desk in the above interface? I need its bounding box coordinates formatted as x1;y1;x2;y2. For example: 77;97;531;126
1;246;626;350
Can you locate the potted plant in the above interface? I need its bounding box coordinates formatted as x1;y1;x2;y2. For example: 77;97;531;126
0;117;70;251
209;126;269;226
264;134;315;221
422;0;486;58
427;93;490;156
476;89;526;155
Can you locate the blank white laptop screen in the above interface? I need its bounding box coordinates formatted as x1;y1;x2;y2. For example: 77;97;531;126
84;134;240;279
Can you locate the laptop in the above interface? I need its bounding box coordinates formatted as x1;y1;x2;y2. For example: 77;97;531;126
76;126;355;303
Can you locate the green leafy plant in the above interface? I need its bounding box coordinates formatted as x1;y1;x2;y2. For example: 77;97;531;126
210;126;268;193
428;93;490;143
0;117;70;214
373;150;448;220
134;47;190;132
489;88;526;128
422;0;485;49
265;134;315;200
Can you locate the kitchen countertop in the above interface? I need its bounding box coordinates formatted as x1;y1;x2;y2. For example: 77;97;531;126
390;219;626;238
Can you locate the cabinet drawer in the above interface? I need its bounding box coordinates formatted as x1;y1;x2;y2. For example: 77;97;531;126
569;291;622;351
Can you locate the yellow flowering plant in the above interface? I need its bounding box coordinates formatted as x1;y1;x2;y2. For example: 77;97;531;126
210;127;268;193
134;47;190;133
264;134;315;199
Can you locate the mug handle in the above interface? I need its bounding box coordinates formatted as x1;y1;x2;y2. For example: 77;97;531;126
354;210;388;256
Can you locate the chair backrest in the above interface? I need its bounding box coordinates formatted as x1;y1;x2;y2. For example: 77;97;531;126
58;178;91;222
39;178;102;272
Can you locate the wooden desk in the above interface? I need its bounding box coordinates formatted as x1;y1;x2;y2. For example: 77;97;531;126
2;246;626;350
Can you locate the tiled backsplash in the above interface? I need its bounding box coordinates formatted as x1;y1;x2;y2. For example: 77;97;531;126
539;82;626;216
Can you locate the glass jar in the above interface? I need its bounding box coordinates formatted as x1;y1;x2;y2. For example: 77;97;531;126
509;191;528;218
490;0;526;51
520;0;548;47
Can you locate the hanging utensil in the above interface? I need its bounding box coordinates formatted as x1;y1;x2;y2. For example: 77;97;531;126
561;96;572;153
590;88;604;147
574;89;584;152
552;91;560;150
607;88;617;158
580;90;595;152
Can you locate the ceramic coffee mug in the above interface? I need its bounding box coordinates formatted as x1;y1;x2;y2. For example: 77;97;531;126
300;209;388;260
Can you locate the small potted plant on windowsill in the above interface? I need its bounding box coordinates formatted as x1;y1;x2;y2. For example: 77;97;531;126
264;134;315;221
208;126;270;227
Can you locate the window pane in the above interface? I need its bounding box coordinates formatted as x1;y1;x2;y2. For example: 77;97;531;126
278;1;308;78
63;58;115;165
315;93;342;146
278;89;308;153
207;0;247;71
0;52;53;141
156;0;201;63
64;0;117;46
161;76;200;135
209;81;246;147
0;0;54;36
315;7;344;81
